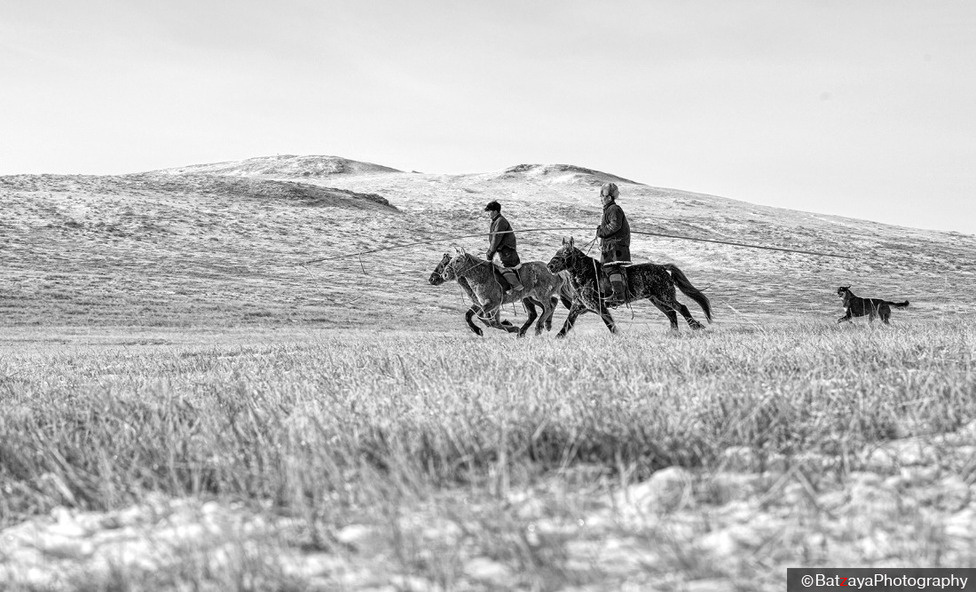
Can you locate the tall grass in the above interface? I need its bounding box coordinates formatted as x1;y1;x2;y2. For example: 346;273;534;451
2;320;973;528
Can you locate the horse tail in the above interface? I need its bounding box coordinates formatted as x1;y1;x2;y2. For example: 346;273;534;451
662;264;712;322
886;300;909;308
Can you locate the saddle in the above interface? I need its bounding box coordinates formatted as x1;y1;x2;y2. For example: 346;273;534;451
597;263;631;299
492;262;522;292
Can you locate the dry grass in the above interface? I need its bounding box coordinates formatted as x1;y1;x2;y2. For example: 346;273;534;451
2;320;974;588
3;158;976;588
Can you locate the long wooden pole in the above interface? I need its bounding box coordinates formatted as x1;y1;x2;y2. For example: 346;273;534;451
299;226;850;265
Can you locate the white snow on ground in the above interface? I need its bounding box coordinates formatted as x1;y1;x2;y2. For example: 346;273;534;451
3;422;975;590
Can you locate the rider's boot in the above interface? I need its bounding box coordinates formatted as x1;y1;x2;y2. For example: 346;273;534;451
607;270;627;306
502;269;523;295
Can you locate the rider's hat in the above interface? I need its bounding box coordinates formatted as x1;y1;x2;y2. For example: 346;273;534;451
600;182;619;199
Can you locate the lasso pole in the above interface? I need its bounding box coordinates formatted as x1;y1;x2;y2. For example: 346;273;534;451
299;226;850;265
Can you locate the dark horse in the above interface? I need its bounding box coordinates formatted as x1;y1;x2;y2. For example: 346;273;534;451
546;237;712;337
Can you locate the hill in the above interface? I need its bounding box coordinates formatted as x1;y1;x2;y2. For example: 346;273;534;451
146;154;402;177
1;154;975;330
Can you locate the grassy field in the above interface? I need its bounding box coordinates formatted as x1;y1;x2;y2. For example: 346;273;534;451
3;158;975;589
2;319;975;590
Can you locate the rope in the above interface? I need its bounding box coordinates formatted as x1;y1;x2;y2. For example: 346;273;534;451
299;226;850;265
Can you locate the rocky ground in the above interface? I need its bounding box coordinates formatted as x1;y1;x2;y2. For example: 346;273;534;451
4;422;974;591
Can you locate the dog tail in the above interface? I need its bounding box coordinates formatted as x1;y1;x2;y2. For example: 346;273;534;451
663;264;712;322
887;300;909;308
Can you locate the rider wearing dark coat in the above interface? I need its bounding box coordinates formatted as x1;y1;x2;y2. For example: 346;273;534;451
485;200;524;293
596;182;630;305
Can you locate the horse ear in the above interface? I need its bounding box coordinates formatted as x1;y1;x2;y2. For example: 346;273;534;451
569;236;575;247
453;245;461;254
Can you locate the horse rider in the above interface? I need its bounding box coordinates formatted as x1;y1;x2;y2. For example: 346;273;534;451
595;182;631;306
485;200;524;294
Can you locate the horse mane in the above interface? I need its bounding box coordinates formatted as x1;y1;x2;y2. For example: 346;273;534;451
449;250;491;279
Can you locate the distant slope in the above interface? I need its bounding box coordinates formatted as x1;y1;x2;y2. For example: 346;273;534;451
500;164;641;187
1;156;975;330
1;174;397;211
146;155;402;178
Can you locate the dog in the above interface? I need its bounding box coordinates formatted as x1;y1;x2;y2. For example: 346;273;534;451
837;286;909;325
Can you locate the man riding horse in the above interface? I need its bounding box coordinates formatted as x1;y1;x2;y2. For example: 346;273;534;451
485;200;524;294
595;182;630;306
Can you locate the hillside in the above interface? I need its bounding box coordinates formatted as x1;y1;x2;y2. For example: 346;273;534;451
146;154;402;177
2;155;975;330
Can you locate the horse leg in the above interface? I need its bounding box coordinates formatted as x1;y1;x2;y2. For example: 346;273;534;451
474;305;514;330
464;306;484;336
649;298;679;330
656;294;704;330
537;296;556;335
597;303;618;334
545;296;559;331
517;299;538;338
556;303;588;338
481;305;520;333
676;301;705;330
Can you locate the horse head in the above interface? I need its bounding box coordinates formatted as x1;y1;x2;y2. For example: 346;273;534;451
428;253;453;285
547;237;577;273
440;251;468;281
443;250;487;281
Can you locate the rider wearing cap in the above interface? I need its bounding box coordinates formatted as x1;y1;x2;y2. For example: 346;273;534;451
485;200;524;294
595;182;631;306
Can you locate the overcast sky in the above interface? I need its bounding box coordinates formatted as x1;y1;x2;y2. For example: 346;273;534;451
2;0;974;234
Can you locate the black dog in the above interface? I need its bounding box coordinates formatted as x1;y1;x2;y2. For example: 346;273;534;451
837;286;909;325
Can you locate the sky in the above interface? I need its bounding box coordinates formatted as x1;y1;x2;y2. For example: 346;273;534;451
2;0;975;234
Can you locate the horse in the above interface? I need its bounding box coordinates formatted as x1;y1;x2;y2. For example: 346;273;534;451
438;251;572;337
428;252;518;335
546;237;712;337
429;252;577;336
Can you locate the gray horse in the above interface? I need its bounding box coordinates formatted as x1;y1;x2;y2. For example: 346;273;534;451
428;252;518;335
429;252;577;336
438;251;573;337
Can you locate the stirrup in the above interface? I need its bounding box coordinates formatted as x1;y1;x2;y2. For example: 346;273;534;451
606;290;626;306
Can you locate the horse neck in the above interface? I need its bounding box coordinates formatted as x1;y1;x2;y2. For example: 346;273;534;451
455;254;492;283
569;250;600;281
